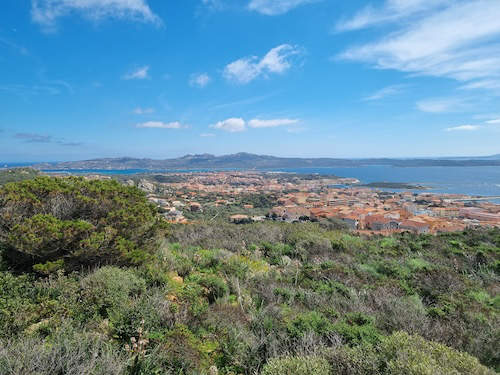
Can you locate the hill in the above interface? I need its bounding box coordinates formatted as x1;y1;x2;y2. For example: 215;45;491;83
31;152;500;170
0;177;498;374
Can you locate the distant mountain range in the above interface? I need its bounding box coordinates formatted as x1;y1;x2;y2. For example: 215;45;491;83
29;153;500;170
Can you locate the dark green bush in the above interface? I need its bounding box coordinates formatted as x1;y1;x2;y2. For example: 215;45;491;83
0;177;166;270
287;311;334;339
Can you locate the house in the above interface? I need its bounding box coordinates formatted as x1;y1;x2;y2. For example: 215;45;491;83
339;214;359;230
364;215;400;231
230;214;251;224
399;220;430;234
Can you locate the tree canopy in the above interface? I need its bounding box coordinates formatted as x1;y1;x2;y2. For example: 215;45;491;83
0;176;166;271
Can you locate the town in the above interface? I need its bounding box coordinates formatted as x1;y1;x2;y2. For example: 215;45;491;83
114;171;500;233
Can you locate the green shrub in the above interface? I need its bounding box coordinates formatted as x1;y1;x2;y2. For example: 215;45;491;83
327;331;494;375
80;266;146;318
380;331;495;375
0;328;126;375
332;313;381;346
187;273;229;303
0;177;166;270
261;356;331;375
0;271;37;336
287;311;334;339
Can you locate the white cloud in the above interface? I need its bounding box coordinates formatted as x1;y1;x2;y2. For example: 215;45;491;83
123;66;150;80
133;107;154;114
201;0;225;11
416;97;466;113
248;0;318;15
224;44;302;84
445;124;481;131
336;0;451;31
200;133;215;137
486;119;500;124
460;80;500;91
136;121;185;129
339;0;500;90
212;118;246;132
189;73;212;88
363;84;406;101
211;117;300;132
248;118;299;128
31;0;162;30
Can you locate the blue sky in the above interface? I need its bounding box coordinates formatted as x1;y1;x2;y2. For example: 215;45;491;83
1;0;500;162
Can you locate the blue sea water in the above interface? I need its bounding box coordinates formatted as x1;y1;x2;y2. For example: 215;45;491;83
272;166;500;202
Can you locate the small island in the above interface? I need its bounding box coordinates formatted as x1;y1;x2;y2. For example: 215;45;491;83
362;182;429;190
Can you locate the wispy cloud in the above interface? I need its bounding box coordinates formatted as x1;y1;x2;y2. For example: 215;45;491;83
211;118;246;132
338;0;500;91
14;133;53;143
31;0;162;31
224;44;302;84
0;84;61;97
486;119;500;124
416;97;467;113
363;84;407;101
445;125;481;132
211;117;300;132
248;118;299;128
14;132;82;146
200;0;226;12
133;107;154;115
136;121;186;129
336;0;451;31
123;66;150;80
248;0;319;15
210;92;280;110
200;133;215;137
0;37;29;55
189;73;212;88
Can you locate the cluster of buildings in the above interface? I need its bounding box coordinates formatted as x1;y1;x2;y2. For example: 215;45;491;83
127;171;500;233
269;189;500;234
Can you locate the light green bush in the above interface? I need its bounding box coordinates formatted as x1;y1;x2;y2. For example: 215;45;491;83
80;266;146;318
261;356;331;375
327;331;495;375
380;331;495;375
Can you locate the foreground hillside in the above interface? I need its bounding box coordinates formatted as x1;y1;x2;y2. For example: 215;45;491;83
0;177;498;374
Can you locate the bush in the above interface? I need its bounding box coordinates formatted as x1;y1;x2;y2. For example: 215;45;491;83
0;328;126;375
0;177;166;270
380;331;495;375
261;356;331;375
332;313;381;346
287;311;334;339
327;331;495;375
80;266;146;318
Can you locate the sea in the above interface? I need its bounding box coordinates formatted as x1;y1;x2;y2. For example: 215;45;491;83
2;163;500;203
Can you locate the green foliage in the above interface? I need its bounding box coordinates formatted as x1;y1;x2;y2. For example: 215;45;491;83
328;331;495;375
332;312;382;346
0;176;166;270
0;168;40;185
261;356;331;375
287;311;334;338
380;331;495;375
0;204;499;375
186;272;229;303
0;328;127;375
80;266;146;319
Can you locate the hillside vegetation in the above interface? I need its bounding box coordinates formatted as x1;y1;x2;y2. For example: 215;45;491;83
0;177;498;374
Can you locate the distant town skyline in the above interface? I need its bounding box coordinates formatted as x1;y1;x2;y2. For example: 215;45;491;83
1;0;500;162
